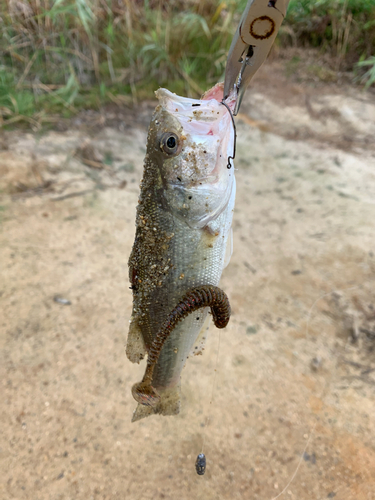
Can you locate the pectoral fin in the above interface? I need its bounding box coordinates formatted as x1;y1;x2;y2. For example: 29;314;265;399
126;315;147;364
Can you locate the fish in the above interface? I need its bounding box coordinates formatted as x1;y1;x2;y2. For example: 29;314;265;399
126;83;236;421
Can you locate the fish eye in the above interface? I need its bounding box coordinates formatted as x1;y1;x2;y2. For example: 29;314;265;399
160;133;179;155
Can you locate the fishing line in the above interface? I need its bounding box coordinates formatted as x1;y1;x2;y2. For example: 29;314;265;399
195;323;223;475
269;423;316;500
267;283;363;499
201;327;222;454
194;285;360;481
194;100;236;467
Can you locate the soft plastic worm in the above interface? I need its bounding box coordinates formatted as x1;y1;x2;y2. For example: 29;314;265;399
132;285;231;406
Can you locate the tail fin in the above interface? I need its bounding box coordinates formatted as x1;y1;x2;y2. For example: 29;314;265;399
131;383;181;422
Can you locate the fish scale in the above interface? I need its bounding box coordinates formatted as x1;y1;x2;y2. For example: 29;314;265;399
150;208;235;390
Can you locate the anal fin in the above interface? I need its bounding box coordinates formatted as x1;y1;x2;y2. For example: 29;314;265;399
190;311;211;356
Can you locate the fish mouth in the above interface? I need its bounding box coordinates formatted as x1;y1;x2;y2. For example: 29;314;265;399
156;82;236;112
155;87;234;134
201;81;237;111
154;86;236;229
156;87;235;179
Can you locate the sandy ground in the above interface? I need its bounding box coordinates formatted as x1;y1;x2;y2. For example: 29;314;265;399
1;62;375;500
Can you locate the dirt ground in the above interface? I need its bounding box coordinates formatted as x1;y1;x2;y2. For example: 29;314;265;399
1;60;375;500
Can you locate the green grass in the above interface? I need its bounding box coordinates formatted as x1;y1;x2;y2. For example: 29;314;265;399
0;0;374;128
356;55;375;87
0;0;244;127
284;0;375;88
284;0;375;67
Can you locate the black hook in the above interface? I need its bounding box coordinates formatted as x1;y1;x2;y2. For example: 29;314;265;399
220;100;237;169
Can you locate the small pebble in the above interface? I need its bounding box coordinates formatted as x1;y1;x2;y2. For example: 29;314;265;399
310;356;322;372
303;452;317;464
246;325;258;335
53;296;71;305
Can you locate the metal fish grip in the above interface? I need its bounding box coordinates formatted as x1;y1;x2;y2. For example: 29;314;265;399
224;0;290;114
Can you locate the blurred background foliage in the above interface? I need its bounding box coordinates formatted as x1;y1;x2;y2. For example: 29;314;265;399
1;0;374;126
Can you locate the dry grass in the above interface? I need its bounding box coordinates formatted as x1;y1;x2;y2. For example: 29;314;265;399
0;0;374;128
283;0;375;71
0;0;244;127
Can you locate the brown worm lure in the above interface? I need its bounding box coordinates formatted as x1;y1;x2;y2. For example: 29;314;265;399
132;285;231;407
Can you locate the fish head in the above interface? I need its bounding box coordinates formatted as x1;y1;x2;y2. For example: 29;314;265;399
147;87;235;229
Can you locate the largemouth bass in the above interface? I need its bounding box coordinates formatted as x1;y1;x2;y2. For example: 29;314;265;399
126;84;236;421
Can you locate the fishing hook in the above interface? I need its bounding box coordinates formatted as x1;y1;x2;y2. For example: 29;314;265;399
221;100;237;169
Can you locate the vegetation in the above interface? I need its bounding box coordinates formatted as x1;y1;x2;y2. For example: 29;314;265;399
284;0;375;73
0;0;374;127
